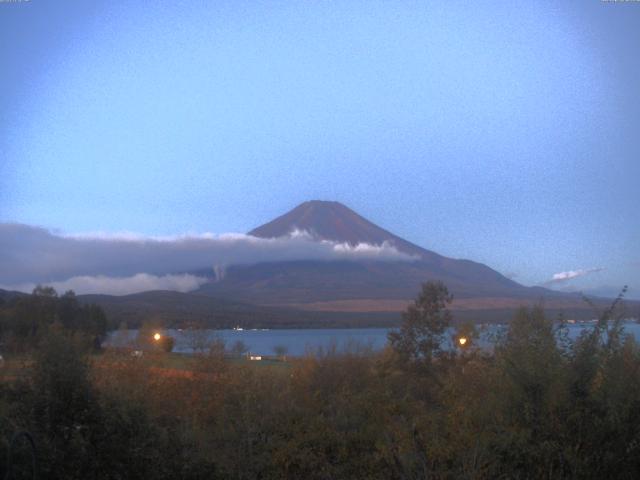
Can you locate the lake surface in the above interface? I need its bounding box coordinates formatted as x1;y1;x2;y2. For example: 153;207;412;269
106;321;640;356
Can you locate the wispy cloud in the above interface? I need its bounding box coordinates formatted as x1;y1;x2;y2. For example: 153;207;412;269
545;267;604;285
0;223;416;294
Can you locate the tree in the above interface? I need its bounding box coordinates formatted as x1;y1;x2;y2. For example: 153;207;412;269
561;287;640;477
159;336;175;353
0;287;109;352
184;323;211;355
195;335;227;375
28;329;100;479
388;281;453;366
491;305;567;477
230;340;249;358
32;285;58;298
273;344;288;361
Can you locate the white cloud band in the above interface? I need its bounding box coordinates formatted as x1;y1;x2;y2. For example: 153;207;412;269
547;267;604;284
2;273;208;296
0;224;417;294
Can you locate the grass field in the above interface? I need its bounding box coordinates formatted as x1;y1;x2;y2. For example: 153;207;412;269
150;352;289;369
0;349;292;385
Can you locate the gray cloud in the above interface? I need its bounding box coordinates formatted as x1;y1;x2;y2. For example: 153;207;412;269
0;224;416;293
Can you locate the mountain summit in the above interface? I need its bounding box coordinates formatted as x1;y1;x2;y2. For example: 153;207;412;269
248;200;428;257
195;200;540;311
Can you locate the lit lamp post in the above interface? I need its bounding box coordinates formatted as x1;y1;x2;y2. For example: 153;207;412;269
152;331;174;353
456;335;470;374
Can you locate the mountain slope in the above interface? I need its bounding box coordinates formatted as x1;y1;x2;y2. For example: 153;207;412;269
253;200;520;286
0;288;28;303
77;289;634;328
249;200;429;257
197;201;578;313
77;290;398;328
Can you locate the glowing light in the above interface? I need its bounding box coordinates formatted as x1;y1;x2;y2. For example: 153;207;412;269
153;333;161;341
458;337;467;346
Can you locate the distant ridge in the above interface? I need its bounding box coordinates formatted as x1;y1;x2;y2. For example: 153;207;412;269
198;200;575;311
0;288;27;302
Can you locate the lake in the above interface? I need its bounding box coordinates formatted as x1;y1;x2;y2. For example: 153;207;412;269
106;321;640;356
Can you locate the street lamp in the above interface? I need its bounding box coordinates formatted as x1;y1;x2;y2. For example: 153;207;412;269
458;336;468;347
153;332;161;342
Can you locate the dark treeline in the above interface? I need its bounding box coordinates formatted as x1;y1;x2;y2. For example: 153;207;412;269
0;286;112;352
1;282;639;479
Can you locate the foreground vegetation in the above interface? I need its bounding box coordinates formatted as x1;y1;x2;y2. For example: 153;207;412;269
1;284;639;479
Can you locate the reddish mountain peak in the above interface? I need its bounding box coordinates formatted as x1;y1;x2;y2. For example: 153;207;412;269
248;200;429;257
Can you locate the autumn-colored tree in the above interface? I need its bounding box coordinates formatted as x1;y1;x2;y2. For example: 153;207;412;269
388;280;453;366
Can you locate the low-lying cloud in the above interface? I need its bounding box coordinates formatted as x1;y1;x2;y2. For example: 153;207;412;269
546;267;604;285
0;223;416;295
3;273;208;296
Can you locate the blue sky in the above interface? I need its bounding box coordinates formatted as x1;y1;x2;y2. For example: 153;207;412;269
1;0;639;297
